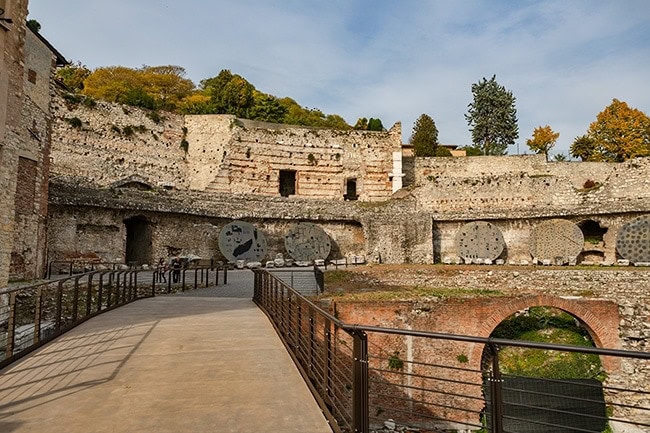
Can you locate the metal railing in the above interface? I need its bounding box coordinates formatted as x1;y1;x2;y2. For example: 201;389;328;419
267;266;324;295
0;269;144;369
151;265;227;294
253;269;650;433
46;260;126;278
1;265;228;370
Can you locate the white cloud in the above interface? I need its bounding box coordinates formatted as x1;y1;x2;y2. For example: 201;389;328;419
29;0;650;155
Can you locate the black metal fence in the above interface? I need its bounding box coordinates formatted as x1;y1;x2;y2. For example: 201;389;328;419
1;265;227;370
0;269;144;369
253;269;650;433
151;265;227;294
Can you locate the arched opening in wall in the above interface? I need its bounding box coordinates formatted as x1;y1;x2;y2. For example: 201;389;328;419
480;306;608;432
578;219;608;263
124;216;152;266
279;170;296;197
118;181;153;191
344;178;358;201
578;219;607;246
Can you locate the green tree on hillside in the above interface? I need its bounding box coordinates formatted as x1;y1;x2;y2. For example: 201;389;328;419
571;99;650;162
201;70;255;117
249;91;287;123
410;114;439;157
367;118;385;131
570;135;598;161
354;117;385;131
27;19;41;33
56;61;91;92
465;75;519;155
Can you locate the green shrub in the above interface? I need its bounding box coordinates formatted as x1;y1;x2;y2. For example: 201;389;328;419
67;117;82;128
180;139;189;153
147;111;162;124
388;351;404;370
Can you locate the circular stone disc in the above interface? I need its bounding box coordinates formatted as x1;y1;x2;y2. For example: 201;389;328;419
284;222;331;262
218;221;268;262
616;215;650;263
454;221;505;261
529;219;583;263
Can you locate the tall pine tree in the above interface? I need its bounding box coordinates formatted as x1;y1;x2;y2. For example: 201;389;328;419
410;114;439;157
465;75;518;155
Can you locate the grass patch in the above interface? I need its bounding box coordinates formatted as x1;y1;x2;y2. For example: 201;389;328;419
493;307;604;380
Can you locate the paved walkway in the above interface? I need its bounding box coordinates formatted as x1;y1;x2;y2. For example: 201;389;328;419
0;272;332;433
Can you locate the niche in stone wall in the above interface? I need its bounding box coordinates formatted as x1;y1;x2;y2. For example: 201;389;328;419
578;219;607;264
578;220;607;245
279;170;296;197
124;216;152;266
344;178;358;201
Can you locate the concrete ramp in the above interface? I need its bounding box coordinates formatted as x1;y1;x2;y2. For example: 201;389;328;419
0;296;332;433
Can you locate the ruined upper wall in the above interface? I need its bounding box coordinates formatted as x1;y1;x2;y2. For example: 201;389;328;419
50;92;188;189
50;95;402;201
186;116;402;201
413;155;650;220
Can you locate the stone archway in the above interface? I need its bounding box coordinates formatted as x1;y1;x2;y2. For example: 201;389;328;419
124;216;152;266
470;294;620;371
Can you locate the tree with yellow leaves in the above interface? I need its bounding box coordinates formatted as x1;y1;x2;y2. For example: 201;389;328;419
526;125;560;159
82;65;194;111
571;99;650;162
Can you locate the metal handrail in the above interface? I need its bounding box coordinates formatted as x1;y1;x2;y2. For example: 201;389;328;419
253;269;650;433
1;265;228;370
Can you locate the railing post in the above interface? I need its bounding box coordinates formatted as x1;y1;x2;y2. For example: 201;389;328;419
215;267;220;287
309;307;316;379
323;318;333;403
72;277;80;321
97;273;104;312
6;292;17;356
489;342;504;433
352;329;369;433
223;266;228;285
86;273;93;317
55;280;64;329
33;287;43;344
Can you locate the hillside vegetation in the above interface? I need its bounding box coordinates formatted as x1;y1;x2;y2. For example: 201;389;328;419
56;64;384;131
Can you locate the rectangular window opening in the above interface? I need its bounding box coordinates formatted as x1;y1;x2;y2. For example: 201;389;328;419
279;170;296;197
344;178;358;201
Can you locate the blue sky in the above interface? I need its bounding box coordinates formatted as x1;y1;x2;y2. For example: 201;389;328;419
28;0;650;157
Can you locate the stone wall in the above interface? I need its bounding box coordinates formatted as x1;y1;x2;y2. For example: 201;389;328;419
413;155;650;220
51;99;403;201
0;0;28;287
186;116;402;201
47;184;367;266
329;266;649;427
9;28;56;280
50;92;188;190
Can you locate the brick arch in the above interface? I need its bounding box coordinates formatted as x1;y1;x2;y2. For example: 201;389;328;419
470;294;620;371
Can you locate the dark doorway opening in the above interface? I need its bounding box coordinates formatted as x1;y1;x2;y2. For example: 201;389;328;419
279;170;296;197
125;216;152;266
344;178;358;201
578;219;607;245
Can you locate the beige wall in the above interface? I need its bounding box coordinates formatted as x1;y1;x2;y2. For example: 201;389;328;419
0;0;28;287
9;27;58;280
51;99;403;201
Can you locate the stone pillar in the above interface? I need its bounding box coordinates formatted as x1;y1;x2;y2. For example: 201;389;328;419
390;151;405;193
